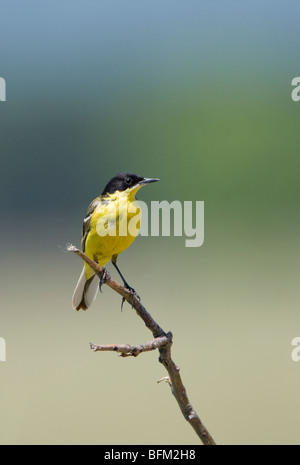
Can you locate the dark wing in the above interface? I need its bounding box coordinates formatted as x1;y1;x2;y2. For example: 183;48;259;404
81;197;101;252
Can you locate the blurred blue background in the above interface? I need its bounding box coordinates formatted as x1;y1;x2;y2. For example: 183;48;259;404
0;0;300;445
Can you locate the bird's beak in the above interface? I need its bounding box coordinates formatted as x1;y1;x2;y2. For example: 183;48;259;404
139;177;160;186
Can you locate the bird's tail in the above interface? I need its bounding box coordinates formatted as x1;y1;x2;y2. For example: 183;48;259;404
72;267;100;311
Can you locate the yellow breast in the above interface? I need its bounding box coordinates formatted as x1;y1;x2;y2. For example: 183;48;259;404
84;190;141;279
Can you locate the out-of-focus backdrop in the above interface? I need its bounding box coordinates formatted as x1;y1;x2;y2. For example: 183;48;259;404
0;0;300;445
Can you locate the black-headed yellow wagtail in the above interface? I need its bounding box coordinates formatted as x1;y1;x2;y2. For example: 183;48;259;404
72;172;159;310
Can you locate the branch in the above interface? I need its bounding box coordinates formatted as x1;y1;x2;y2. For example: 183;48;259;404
90;335;169;357
67;244;216;446
67;244;165;338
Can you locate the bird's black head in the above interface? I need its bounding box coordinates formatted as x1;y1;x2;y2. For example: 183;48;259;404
101;172;159;195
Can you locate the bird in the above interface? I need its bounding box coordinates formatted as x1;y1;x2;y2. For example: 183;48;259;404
72;172;159;310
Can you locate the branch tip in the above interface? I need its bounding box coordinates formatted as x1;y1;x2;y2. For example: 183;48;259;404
66;243;78;253
157;376;170;384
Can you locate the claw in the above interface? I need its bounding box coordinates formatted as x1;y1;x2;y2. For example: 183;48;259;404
99;269;108;293
120;285;140;311
121;296;126;311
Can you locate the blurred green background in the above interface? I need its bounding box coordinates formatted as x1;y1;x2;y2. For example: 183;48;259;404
1;0;300;445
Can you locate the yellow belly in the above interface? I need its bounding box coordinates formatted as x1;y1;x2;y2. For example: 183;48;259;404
84;195;141;279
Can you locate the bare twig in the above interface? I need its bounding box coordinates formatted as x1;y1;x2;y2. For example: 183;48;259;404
90;335;169;357
68;244;216;445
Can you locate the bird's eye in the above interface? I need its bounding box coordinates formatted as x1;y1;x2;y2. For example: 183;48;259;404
125;177;132;185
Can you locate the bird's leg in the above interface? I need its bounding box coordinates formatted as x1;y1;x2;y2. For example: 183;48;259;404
113;261;134;292
111;257;140;304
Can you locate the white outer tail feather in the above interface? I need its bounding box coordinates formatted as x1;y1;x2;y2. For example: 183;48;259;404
72;267;100;310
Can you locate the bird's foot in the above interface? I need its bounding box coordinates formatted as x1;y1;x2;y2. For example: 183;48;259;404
120;285;141;311
125;283;141;303
99;269;108;293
